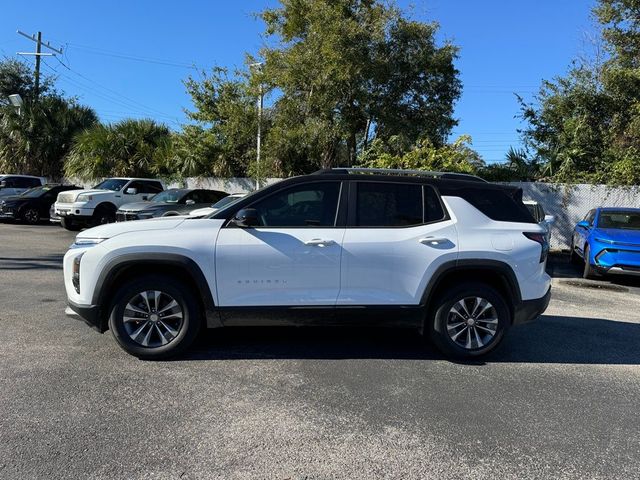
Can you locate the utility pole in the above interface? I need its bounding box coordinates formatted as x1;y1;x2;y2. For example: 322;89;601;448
250;62;264;190
16;30;63;99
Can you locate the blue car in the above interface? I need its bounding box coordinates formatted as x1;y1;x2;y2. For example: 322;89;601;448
571;207;640;279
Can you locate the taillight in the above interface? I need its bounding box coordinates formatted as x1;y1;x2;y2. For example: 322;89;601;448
523;232;549;263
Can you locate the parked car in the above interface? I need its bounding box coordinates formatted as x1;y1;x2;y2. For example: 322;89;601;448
0;184;83;224
63;168;551;360
571;207;640;279
116;188;228;222
189;193;246;218
523;200;555;241
54;178;164;231
0;175;45;199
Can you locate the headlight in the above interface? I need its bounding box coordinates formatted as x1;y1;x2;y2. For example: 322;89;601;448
70;238;106;249
76;194;93;202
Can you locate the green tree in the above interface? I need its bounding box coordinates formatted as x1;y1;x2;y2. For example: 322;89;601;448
261;0;461;168
358;135;484;174
520;0;640;185
65;119;173;180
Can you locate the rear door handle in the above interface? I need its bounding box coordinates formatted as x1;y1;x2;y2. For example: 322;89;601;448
304;238;335;247
419;237;449;246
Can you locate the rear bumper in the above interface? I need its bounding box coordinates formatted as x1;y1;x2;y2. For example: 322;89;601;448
513;287;551;325
66;301;106;332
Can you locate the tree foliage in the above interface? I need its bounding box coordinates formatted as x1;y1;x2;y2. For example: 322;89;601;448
520;0;640;185
358;135;484;174
65;119;173;180
181;0;461;178
0;59;97;179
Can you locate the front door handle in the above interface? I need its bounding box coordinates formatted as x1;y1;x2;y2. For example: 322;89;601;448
419;237;449;246
304;238;335;247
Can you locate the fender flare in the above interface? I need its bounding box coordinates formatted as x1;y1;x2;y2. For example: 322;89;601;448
93;253;220;330
420;259;522;312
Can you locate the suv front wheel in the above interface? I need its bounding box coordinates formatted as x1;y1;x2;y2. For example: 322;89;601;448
429;283;510;359
109;275;202;359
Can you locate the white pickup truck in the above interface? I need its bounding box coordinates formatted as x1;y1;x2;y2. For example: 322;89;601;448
54;178;164;230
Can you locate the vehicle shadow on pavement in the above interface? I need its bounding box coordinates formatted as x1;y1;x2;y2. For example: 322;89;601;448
183;314;640;365
0;254;64;270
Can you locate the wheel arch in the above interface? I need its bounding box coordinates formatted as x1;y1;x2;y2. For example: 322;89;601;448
420;260;521;328
94;201;117;213
93;253;220;332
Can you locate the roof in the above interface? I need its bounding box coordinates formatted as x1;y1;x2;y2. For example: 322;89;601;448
598;207;640;212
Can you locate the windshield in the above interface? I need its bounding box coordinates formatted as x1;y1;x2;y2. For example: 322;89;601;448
212;195;243;209
93;179;128;191
150;190;184;203
19;186;50;198
598;211;640;230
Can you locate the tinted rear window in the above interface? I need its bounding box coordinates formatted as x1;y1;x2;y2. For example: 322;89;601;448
454;187;535;223
356;182;423;227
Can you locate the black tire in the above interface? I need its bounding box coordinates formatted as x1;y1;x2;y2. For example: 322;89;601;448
60;217;81;231
92;204;116;226
428;282;510;359
108;275;202;360
582;244;600;279
21;207;40;225
570;240;581;265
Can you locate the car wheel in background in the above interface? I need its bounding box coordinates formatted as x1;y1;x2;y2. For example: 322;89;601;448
429;282;509;359
582;244;600;279
22;208;41;225
108;275;202;360
60;217;81;231
92;205;116;226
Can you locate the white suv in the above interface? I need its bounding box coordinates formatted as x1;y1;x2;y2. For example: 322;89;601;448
54;178;164;230
63;168;551;359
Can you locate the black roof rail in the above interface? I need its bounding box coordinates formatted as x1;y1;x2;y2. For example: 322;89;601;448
313;167;487;182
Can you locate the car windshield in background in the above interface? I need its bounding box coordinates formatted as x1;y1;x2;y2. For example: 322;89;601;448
598;211;640;230
150;190;184;203
212;195;242;209
19;186;50;198
94;179;128;191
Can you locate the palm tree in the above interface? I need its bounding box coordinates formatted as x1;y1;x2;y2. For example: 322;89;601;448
0;96;98;179
65;119;173;180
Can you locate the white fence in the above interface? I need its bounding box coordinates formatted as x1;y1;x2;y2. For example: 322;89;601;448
68;177;640;251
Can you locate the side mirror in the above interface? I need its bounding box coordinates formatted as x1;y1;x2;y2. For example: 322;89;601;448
232;208;259;227
544;214;555;225
185;199;195;205
125;187;138;195
577;220;590;229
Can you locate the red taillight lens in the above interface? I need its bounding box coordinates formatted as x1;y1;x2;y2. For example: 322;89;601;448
523;232;549;263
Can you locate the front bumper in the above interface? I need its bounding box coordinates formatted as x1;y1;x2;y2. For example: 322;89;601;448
55;203;95;221
513;287;551;325
66;300;106;332
592;243;640;276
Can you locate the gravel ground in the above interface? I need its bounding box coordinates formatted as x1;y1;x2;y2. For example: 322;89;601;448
1;223;639;479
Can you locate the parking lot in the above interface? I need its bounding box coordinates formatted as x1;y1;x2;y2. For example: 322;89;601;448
1;223;640;479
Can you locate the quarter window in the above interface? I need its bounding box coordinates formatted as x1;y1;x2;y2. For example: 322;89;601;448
249;182;341;227
356;182;423;227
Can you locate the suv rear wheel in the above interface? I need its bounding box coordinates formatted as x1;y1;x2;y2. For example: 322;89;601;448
108;275;202;360
429;282;509;359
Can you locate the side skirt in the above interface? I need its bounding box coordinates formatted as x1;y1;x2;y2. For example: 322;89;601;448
218;305;425;328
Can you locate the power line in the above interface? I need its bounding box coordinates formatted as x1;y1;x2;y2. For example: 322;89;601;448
16;29;63;98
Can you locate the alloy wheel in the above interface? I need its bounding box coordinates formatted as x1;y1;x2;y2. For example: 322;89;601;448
24;208;40;224
446;297;499;350
122;290;184;348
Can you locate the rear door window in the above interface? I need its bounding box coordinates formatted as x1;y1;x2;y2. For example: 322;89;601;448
355;182;423;227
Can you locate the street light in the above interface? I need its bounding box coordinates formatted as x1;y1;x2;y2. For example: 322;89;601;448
249;62;264;190
8;94;23;115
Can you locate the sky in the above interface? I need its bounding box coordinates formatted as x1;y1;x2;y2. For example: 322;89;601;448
0;0;597;164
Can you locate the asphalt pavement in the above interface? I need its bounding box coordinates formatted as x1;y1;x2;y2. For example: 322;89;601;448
1;223;639;479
